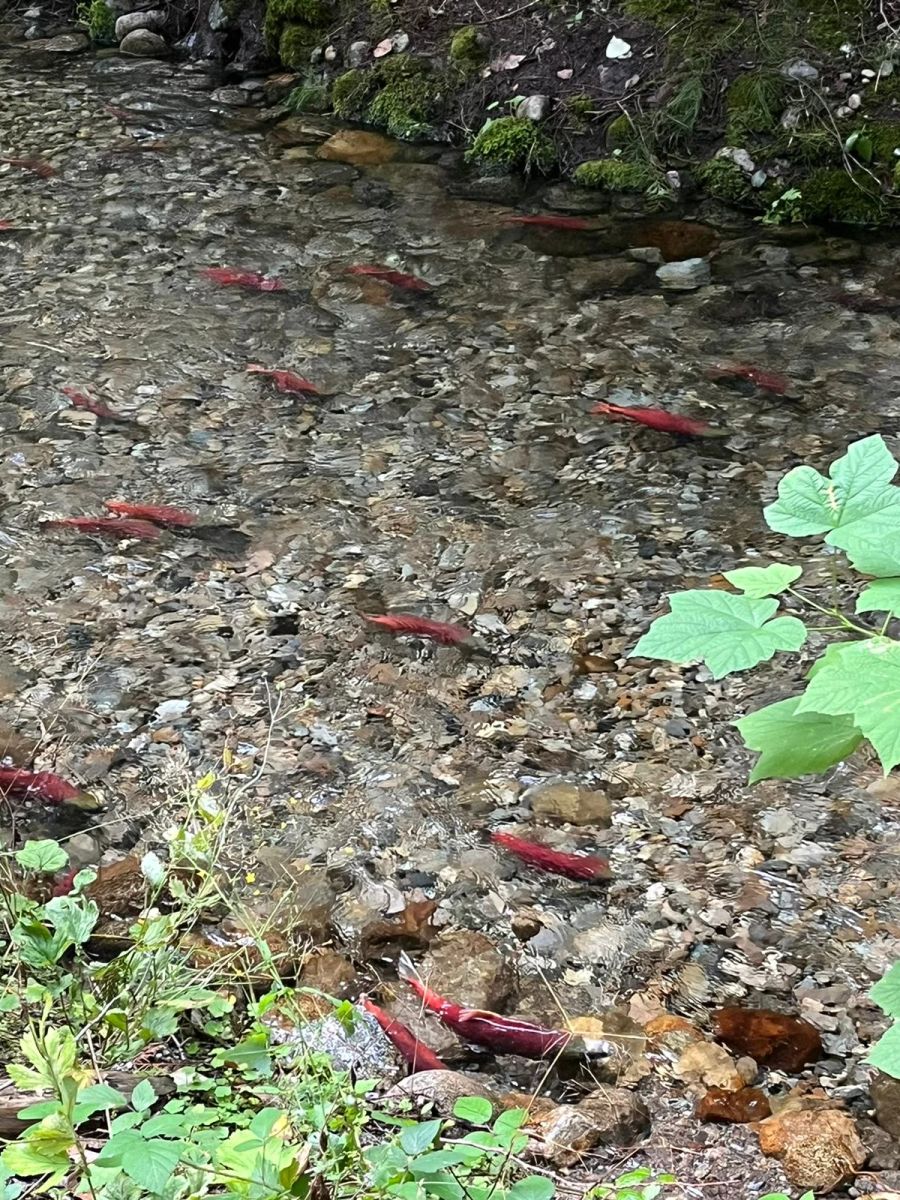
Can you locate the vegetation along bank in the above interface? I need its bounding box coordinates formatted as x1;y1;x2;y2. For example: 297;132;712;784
31;0;900;226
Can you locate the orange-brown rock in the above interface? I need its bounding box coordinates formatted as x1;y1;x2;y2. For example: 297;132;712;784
757;1109;867;1193
696;1086;771;1124
713;1006;822;1071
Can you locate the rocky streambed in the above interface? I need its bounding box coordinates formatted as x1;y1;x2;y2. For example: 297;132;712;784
2;40;900;1197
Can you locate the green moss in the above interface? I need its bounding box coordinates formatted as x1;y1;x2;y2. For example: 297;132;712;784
449;25;487;71
466;117;556;175
77;0;116;44
331;69;376;119
264;0;331;52
696;157;750;203
221;0;247;20
366;56;441;139
566;94;594;118
572;157;655;191
726;71;786;140
776;127;841;167
605;114;640;153
278;23;320;68
799;168;885;225
286;80;330;113
894;160;900;191
806;0;865;51
622;0;693;22
861;121;900;163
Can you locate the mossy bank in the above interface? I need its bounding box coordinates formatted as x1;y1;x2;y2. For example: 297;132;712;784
80;0;900;225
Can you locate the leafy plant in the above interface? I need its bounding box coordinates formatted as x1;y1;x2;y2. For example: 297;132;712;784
75;0;116;44
590;1167;677;1199
869;962;900;1078
633;435;900;782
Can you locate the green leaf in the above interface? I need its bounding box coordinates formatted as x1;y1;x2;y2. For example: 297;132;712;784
867;1022;900;1078
0;1142;69;1183
856;578;900;615
764;435;900;575
797;639;900;772
723;564;801;598
452;1096;493;1125
871;963;900;1018
736;697;863;783
508;1178;555;1200
400;1119;442;1155
632;591;807;680
76;1083;128;1111
140;851;166;887
492;1108;528;1138
44;896;99;946
131;1079;157;1113
14;840;68;874
121;1138;186;1194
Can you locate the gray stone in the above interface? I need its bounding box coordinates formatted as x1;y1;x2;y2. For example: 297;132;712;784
66;832;102;868
211;86;251;105
627;246;663;264
656;257;710;290
207;0;229;30
348;39;370;66
871;1071;900;1139
782;59;819;81
42;32;89;52
24;6;41;16
118;26;166;54
516;94;549;122
751;168;768;188
115;8;163;38
385;1070;500;1115
324;43;338;62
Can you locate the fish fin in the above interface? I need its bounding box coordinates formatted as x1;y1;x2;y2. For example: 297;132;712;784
397;951;418;981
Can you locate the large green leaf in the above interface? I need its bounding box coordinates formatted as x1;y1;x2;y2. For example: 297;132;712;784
735;697;863;783
856;578;900;615
868;1023;900;1078
632;590;807;680
121;1138;185;1195
764;435;900;575
14;840;68;874
723;563;801;598
871;962;900;1019
797;639;900;772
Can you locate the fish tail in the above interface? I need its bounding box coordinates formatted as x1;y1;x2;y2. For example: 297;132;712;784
397;950;418;982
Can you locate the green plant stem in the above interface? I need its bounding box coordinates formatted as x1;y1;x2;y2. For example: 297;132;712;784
787;587;886;638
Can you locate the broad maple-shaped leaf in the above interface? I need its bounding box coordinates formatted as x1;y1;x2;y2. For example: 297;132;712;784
764;435;900;576
797;639;900;772
871;962;900;1018
724;563;802;598
868;1023;900;1077
735;697;862;783
632;590;807;680
856;577;900;615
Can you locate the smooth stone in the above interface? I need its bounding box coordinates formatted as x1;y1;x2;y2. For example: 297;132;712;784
318;129;398;166
118;26;167;54
115;8;163;38
656;257;711;290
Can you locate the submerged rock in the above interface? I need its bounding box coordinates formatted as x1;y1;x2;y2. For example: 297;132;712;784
421;930;515;1010
529;781;612;827
318;130;398;166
